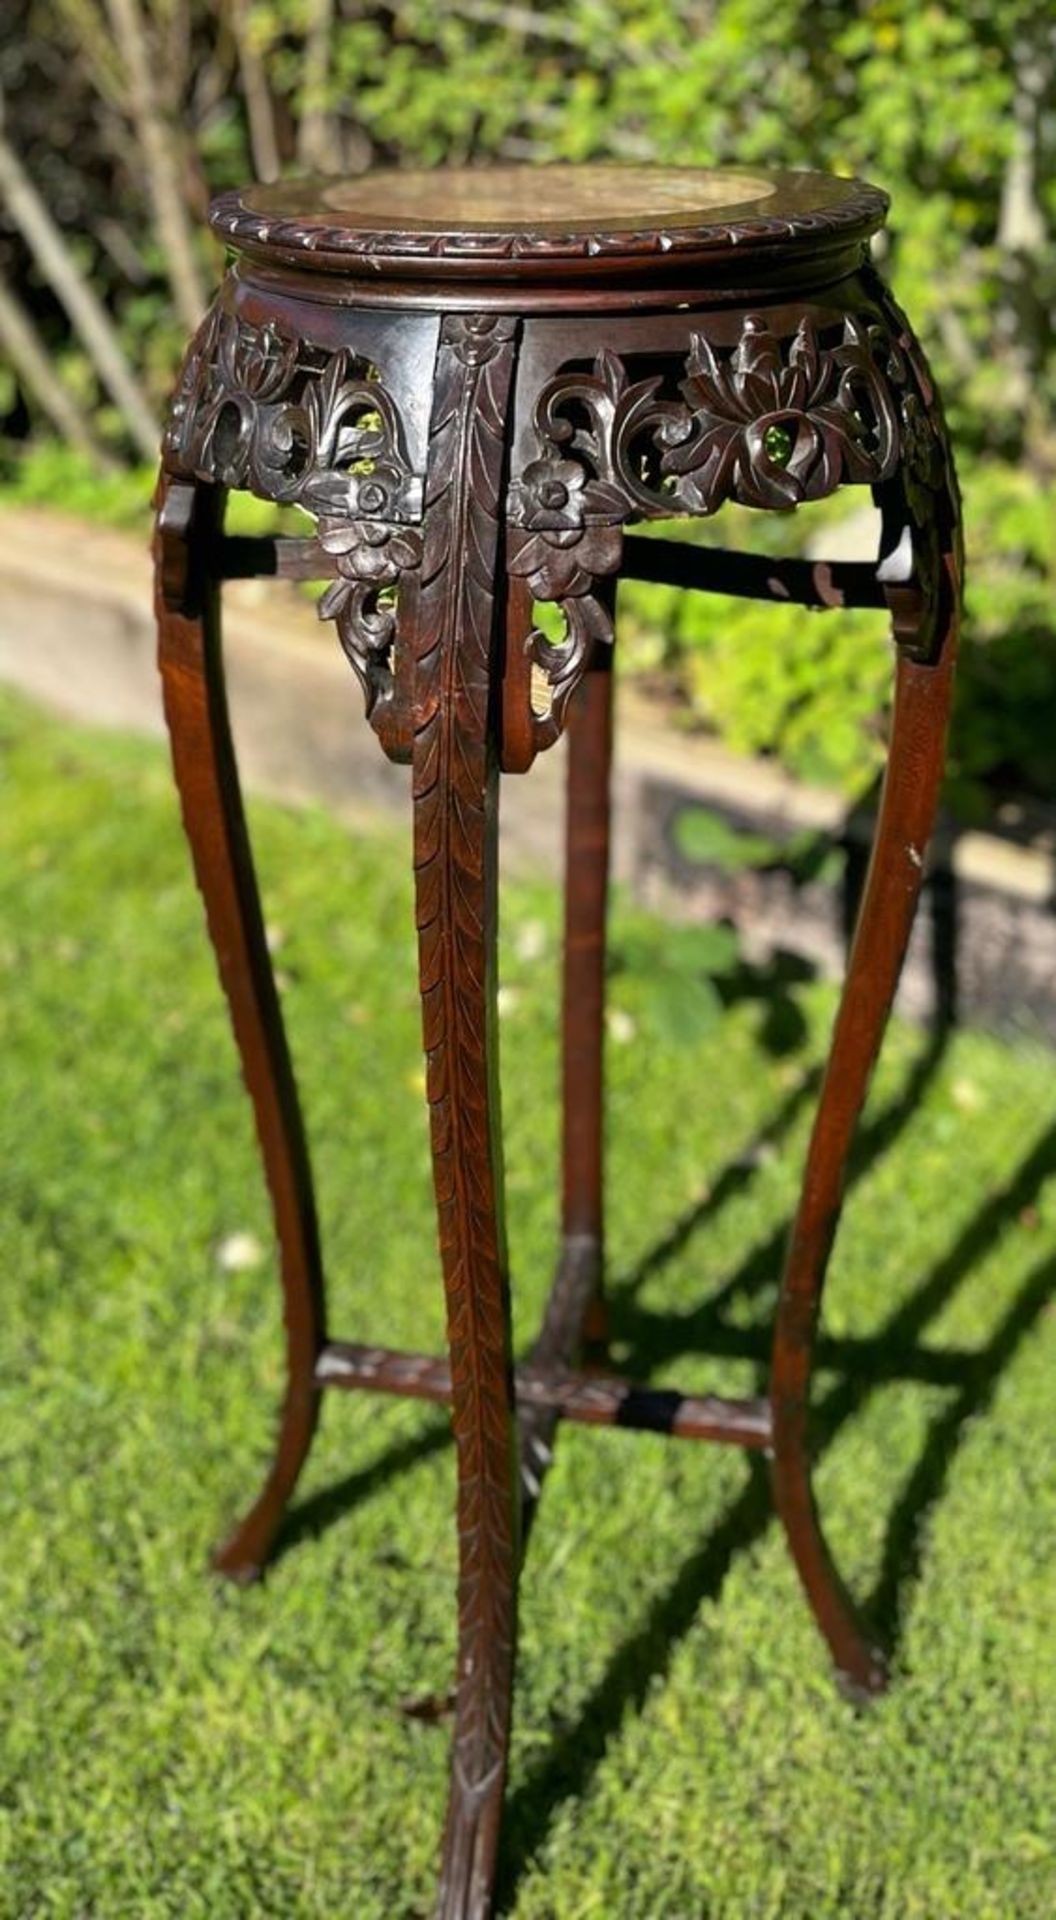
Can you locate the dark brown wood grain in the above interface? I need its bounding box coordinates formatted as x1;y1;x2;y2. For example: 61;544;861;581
154;159;962;1920
770;607;958;1699
769;303;961;1701
154;473;327;1583
506;297;947;760
163;298;431;762
210;165;887;287
316;1340;772;1448
411;313;521;1920
559;653;614;1353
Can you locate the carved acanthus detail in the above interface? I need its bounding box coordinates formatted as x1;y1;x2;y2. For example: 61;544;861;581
317;517;423;721
164;304;422;519
163;303;425;726
868;316;952;532
508;310;945;740
413;312;521;1893
671;313;902;508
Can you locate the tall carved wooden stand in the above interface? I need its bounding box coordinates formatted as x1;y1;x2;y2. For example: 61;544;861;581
154;165;960;1918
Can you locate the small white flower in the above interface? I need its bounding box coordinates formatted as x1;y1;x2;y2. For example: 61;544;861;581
951;1079;983;1113
514;919;547;963
606;1008;637;1045
216;1231;265;1274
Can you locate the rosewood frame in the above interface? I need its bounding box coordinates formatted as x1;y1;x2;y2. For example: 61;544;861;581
154;190;960;1919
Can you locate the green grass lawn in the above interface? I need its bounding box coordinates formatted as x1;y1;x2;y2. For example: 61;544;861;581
1;685;1055;1918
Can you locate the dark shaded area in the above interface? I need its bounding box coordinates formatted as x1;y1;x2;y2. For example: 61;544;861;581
640;764;1056;1041
622;532;891;609
269;998;1056;1912
496;1094;1056;1908
496;1456;775;1911
270;1415;451;1569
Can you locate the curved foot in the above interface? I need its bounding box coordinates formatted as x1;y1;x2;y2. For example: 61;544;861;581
155;474;327;1585
771;1414;890;1701
836;1660;889;1709
771;423;960;1695
210;1385;319;1583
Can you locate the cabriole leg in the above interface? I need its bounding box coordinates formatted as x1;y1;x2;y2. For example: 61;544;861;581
154;474;327;1584
413;319;521;1920
770;469;960;1701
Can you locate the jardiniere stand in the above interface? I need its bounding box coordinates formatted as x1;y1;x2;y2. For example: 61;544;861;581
153;163;960;1920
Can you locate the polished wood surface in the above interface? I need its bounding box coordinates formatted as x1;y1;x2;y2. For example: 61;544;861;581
156;161;960;1919
211;162;888;286
412;314;521;1917
317;1341;773;1448
315;162;778;224
154;475;327;1585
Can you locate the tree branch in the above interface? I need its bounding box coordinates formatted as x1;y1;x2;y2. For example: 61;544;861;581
102;0;207;331
296;0;341;173
0;96;158;461
229;0;281;182
0;269;119;470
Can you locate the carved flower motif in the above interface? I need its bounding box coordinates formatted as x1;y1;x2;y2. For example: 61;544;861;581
316;518;423;720
219;317;299;403
510;456;588;530
317;517;421;590
670;315;898;511
506;455;626;534
164;306;423;529
344;461;407;519
507;521;623;602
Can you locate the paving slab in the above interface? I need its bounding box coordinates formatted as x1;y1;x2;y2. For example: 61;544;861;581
2;505;1052;1036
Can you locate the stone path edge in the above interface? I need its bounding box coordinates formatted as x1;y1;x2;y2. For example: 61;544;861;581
1;504;1052;1035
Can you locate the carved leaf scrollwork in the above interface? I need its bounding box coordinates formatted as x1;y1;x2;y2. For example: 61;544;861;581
670;313;901;509
163;303;425;727
508;309;946;744
507;348;656;736
413;314;521;1870
316;518;423;722
164;304;423;519
867;310;954;532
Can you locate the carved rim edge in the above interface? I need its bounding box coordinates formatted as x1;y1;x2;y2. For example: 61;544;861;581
208;177;889;271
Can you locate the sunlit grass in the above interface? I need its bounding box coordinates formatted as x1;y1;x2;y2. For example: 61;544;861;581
1;686;1054;1917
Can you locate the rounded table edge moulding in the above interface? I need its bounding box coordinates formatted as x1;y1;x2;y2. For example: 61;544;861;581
208;163;890;282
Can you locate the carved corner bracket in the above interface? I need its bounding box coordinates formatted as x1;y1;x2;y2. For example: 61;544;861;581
868;280;962;665
162;300;426;753
506;305;953;757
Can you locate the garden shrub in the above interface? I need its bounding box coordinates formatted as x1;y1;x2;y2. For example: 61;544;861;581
1;0;1052;813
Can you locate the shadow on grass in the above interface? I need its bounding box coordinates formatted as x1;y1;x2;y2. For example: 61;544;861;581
495;1073;1056;1910
613;1026;950;1371
262;1017;1055;1913
270;1417;451;1570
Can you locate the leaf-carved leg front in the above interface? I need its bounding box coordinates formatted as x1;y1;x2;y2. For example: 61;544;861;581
154;474;326;1583
770;428;961;1701
413;318;521;1920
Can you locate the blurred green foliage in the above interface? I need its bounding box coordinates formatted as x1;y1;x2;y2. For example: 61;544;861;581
2;0;1053;813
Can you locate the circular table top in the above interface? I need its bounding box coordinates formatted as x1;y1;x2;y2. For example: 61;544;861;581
210;164;888;282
